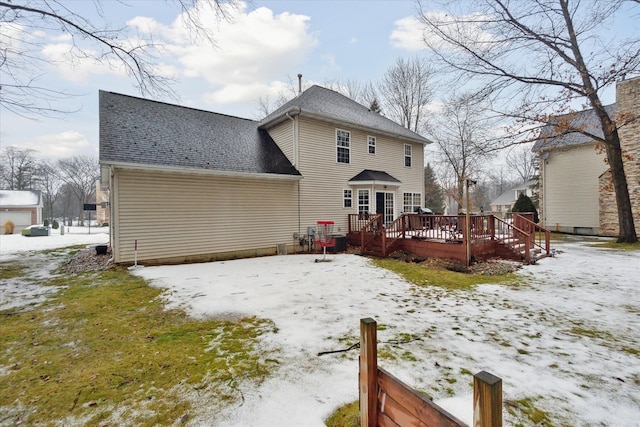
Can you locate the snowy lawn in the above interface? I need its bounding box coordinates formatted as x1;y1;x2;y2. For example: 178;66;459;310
1;230;639;426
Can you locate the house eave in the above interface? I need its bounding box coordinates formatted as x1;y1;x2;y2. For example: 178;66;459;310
99;161;303;181
260;107;432;145
348;180;402;187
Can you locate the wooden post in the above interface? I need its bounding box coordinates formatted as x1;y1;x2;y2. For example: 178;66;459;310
360;318;378;427
473;371;502;427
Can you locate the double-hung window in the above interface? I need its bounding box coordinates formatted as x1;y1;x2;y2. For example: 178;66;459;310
337;129;350;163
403;192;422;213
368;136;376;154
358;189;370;214
404;144;412;167
343;189;352;208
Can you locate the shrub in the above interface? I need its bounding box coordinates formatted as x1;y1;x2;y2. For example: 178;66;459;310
52;220;59;229
3;220;15;235
44;219;49;227
512;193;539;223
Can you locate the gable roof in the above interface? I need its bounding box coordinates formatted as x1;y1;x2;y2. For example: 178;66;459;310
0;190;42;207
99;91;301;178
532;104;615;152
490;180;535;207
259;85;432;145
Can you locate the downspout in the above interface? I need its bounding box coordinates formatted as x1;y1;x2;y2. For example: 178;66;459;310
286;110;301;235
108;165;115;263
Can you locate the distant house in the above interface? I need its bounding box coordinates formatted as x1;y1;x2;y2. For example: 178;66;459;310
0;190;43;233
95;180;110;225
99;85;430;264
532;76;640;236
490;180;536;215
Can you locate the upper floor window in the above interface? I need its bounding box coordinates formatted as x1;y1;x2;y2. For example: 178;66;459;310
404;144;412;167
343;189;352;208
337;129;350;163
368;136;376;154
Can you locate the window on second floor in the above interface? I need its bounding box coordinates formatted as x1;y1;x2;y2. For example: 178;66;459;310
368;136;376;154
337;129;350;163
404;144;412;167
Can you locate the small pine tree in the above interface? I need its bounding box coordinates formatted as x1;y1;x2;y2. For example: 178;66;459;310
512;193;539;223
424;163;445;213
369;98;382;114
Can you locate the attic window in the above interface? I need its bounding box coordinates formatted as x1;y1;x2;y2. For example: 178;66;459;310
368;136;376;154
337;129;350;163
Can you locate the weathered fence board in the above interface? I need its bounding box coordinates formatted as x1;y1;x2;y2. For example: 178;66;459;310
359;318;502;427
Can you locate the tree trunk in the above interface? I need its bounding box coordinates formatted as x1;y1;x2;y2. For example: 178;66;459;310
604;137;638;243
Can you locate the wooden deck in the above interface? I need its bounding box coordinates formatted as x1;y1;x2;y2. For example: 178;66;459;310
347;213;550;265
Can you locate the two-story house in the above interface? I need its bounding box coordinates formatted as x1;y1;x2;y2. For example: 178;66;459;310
532;76;640;236
99;85;430;264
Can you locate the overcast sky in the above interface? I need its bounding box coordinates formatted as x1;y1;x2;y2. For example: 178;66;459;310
1;0;636;161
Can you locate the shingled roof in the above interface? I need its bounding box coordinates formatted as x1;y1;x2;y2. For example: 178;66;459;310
533;104;616;152
99;91;301;177
260;85;431;145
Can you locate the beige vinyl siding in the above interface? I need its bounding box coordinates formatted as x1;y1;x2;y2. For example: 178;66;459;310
112;169;298;263
268;120;295;165
542;143;608;232
294;117;424;233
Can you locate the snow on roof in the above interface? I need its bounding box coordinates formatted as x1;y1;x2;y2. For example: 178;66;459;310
0;190;42;207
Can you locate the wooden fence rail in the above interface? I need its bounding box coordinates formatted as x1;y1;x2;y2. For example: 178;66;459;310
359;318;502;427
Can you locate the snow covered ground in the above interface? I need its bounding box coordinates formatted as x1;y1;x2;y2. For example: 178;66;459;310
1;230;639;426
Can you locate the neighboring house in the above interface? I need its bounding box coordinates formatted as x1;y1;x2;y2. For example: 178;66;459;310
490;180;536;215
0;190;43;233
532;76;640;236
95;180;110;225
99;85;430;264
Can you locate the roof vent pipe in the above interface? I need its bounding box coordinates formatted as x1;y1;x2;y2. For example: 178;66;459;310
298;74;302;95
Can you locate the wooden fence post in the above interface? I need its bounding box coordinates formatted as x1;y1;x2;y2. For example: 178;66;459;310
473;371;502;427
360;318;378;427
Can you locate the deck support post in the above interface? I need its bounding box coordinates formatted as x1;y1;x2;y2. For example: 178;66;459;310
360;318;378;427
473;371;502;427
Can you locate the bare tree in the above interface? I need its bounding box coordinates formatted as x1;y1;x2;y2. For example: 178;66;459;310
426;91;495;210
38;160;63;224
57;156;99;226
0;0;234;117
323;78;380;109
418;0;638;242
0;146;38;190
379;57;435;133
505;143;536;182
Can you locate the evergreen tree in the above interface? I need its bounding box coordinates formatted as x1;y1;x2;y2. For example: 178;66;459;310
369;98;382;114
424;163;445;213
512;193;539;223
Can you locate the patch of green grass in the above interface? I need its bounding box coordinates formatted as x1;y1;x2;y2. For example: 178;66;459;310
0;267;277;425
325;400;359;427
569;326;613;341
505;397;554;426
588;240;640;251
372;259;516;290
0;263;26;279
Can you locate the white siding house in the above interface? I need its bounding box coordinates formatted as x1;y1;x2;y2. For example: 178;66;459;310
100;86;430;264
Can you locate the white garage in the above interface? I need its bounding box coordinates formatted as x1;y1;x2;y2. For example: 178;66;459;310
0;190;43;233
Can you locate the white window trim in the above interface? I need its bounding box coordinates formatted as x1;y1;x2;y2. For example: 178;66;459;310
358;189;370;214
343;189;352;208
404;143;412;167
367;135;376;155
403;192;423;213
336;128;351;164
